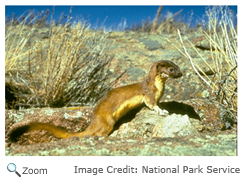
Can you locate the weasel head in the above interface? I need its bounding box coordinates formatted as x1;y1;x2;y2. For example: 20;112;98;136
155;60;182;79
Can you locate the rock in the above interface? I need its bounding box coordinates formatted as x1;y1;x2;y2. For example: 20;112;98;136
151;114;198;137
126;67;146;81
192;57;218;76
220;109;237;130
159;50;183;60
179;99;237;132
137;39;163;50
198;39;215;50
5;132;237;156
110;107;200;138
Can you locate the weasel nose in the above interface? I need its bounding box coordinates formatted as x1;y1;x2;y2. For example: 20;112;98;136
177;72;182;77
174;72;182;78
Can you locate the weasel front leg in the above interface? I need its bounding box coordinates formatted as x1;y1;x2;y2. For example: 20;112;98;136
144;96;169;115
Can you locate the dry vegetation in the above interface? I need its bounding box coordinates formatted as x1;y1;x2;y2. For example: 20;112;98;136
176;6;237;119
5;12;124;109
5;6;237;121
128;7;194;34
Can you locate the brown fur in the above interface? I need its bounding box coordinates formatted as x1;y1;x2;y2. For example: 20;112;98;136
9;60;182;141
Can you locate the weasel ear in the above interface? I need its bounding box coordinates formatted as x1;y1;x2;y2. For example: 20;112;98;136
156;60;166;70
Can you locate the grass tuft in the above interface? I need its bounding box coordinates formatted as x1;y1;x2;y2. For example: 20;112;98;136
5;12;124;109
127;8;194;34
176;6;237;119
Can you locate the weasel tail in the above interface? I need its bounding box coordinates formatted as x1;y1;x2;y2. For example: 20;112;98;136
9;122;91;142
8;60;182;142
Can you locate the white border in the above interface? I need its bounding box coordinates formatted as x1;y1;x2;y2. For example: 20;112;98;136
2;1;245;180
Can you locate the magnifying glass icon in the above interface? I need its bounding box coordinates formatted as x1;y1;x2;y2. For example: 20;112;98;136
7;163;21;177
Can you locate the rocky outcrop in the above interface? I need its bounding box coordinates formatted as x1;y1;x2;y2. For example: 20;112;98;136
5;99;236;156
5;133;237;156
110;107;202;138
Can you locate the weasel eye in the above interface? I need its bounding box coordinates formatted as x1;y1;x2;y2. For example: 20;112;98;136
169;68;174;72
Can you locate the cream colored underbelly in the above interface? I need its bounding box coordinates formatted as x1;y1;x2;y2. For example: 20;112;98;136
113;95;144;121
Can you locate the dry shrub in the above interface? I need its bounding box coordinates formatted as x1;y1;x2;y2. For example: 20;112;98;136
203;6;237;113
5;13;124;108
176;6;237;119
128;8;193;34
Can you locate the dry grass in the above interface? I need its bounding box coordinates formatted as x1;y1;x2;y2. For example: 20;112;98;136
175;6;237;118
5;13;124;108
129;8;193;34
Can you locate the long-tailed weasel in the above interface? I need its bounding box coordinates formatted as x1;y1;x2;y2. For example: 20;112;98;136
9;60;182;142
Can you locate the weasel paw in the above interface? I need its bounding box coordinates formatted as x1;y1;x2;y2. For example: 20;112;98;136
158;109;169;115
154;107;169;115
